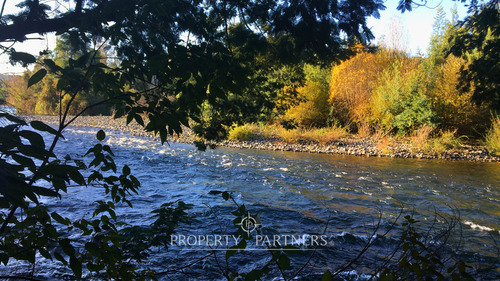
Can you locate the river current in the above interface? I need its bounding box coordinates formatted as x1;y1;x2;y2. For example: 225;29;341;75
3;127;500;280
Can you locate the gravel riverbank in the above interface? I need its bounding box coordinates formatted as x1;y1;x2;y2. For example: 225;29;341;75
23;115;500;162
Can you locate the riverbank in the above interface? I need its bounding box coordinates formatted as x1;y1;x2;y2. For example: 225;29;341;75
23;115;500;162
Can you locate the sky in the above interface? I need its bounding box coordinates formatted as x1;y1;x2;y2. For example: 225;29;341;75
366;0;469;56
0;0;470;74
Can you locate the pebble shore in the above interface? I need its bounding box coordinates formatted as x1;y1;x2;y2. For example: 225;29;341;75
23;115;500;162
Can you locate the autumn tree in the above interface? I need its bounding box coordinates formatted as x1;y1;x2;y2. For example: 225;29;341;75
5;71;38;114
284;64;331;128
328;47;393;129
429;55;489;135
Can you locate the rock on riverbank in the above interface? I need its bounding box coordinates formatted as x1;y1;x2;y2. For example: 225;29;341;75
23;115;499;162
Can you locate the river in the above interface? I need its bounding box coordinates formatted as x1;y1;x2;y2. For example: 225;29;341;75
3;126;500;280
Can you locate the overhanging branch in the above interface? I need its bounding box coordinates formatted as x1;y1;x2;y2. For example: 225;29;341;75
0;0;132;42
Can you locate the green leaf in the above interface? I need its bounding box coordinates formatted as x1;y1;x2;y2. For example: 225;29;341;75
11;154;36;170
126;113;134;124
321;269;333;281
70;256;82;278
134;114;144;126
59;238;75;256
68;170;86;186
38;248;52;260
54;252;67;265
30;121;63;138
122;165;130;176
51;212;69;225
43;59;62;72
18;143;53;160
159;127;167;144
96;130;106;141
31;186;59;197
28;68;47;88
9;51;36;66
19;130;45;148
103;145;114;156
278;254;290;270
226;248;237;260
0;112;26;125
222;191;230;201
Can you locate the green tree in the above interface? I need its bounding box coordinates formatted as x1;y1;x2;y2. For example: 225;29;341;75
428;6;451;65
284;64;331;128
450;1;500;111
370;61;439;134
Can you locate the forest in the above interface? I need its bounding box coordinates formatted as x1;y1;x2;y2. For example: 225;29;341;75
2;5;499;155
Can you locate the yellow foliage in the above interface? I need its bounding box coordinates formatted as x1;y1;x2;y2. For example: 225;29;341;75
410;125;434;153
285;80;330;128
5;73;38;114
428;55;489;135
301;126;347;144
278;128;302;143
228;123;259;141
369;59;420;132
329;50;393;126
277;126;346;144
485;117;500;155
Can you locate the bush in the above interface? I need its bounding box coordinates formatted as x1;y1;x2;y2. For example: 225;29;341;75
431;130;463;155
227;123;259;141
329;49;393;126
411;127;463;155
370;62;439;134
285;80;330;128
428;55;490;136
278;128;302;143
485;117;500;155
410;125;434;153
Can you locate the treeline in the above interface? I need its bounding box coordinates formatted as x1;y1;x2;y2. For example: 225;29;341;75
279;7;497;138
3;6;499;148
239;6;498;152
282;48;489;137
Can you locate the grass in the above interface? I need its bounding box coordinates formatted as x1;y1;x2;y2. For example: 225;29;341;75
431;130;463;155
410;126;464;155
410;125;434;153
227;123;260;141
298;127;347;144
227;123;347;144
226;122;493;158
485;117;500;155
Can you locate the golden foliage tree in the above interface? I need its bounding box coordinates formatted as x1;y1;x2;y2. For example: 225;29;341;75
5;72;38;114
285;80;330;128
328;49;393;128
429;55;489;135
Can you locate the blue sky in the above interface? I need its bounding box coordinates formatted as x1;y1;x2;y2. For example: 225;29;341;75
366;0;469;55
0;0;470;74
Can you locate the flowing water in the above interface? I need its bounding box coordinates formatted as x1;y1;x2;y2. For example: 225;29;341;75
3;127;500;280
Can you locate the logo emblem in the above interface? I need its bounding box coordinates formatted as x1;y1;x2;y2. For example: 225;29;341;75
237;212;261;235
